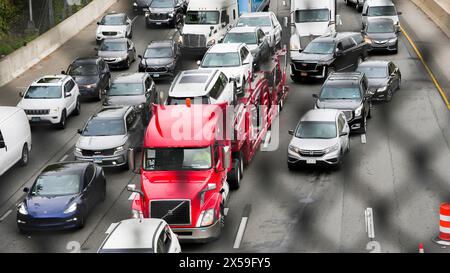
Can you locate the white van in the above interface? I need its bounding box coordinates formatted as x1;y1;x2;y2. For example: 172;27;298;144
362;0;401;28
0;107;32;176
179;0;238;55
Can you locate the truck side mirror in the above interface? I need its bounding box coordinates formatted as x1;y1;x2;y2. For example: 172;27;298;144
336;15;342;26
128;148;140;174
288;130;294;135
23;187;29;193
158;90;165;105
283;17;288;28
126;184;146;200
222;146;231;170
196;60;201;66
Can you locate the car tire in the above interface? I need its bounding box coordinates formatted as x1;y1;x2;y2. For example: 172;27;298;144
386;88;393;102
126;58;131;69
78;211;86;229
73;98;81;115
345;0;351;6
19;144;29;166
359;115;367;134
356;56;363;67
57;110;67;130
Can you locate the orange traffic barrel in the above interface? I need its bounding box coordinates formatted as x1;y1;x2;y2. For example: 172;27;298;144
439;203;450;241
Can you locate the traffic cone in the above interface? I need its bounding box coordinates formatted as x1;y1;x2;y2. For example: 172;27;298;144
432;203;450;246
419;243;424;253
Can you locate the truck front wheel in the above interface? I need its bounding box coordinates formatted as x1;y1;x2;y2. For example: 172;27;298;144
227;154;243;190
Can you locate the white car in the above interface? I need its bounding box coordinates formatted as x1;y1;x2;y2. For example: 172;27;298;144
198;43;253;90
98;218;181;253
96;13;133;43
362;0;401;28
17;75;81;129
0;107;32;176
235;11;282;50
287;109;350;170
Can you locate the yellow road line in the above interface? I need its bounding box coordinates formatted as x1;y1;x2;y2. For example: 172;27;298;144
400;26;450;110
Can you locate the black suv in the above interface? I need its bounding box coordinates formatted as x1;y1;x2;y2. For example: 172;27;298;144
313;72;373;133
145;0;187;27
138;39;180;79
63;57;111;101
290;32;368;82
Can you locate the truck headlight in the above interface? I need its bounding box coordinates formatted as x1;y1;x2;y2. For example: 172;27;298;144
325;143;339;154
64;202;77;214
199;208;215;227
18;202;28;215
51;107;59;113
355;104;363;117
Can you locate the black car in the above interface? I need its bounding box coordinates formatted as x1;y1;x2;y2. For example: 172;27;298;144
313;72;373;133
145;0;187;27
138;40;180;79
362;18;399;53
222;26;271;70
17;162;106;232
63;57;111;101
290;32;369;82
357;60;401;102
104;73;157;124
133;0;152;15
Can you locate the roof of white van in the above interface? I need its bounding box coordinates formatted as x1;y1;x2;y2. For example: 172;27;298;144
0;106;21;124
188;0;233;10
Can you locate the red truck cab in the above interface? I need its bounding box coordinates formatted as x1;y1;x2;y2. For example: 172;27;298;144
128;103;231;243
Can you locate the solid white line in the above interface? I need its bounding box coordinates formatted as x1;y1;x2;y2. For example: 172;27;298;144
361;134;367;144
0;210;12;221
128;192;138;201
233;217;248;249
59;154;69;162
224;208;229;216
263;131;272;149
365;208;375;239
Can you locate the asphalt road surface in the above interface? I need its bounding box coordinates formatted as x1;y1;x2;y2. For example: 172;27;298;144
0;0;449;253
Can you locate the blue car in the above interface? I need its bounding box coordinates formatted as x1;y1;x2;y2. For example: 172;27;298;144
16;162;106;232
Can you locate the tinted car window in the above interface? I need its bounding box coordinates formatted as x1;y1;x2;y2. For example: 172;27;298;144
352;34;364;44
69;64;99;76
209;78;225;100
83;118;126;136
295;121;337;139
145;47;173;58
83;164;95;188
341;38;356;50
108;83;144;96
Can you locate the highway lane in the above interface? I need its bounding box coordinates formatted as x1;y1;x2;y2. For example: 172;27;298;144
0;0;449;253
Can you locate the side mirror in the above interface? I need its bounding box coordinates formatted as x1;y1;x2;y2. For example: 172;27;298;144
61;70;66;75
196;60;201;66
336;15;342;26
335;50;344;57
97;21;100;25
312;94;319;99
19;92;23;97
126;184;146;200
340;132;349;137
65;92;72;98
23;187;30;193
288;129;294;135
94;47;99;51
77;129;82;134
221;146;231;170
283;17;288;28
397;11;402;15
138;55;143;59
0;140;6;149
128;148;140;174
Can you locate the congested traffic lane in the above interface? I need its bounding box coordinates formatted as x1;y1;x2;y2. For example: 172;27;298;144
0;0;449;253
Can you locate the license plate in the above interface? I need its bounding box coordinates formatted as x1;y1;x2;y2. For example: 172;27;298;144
93;156;103;163
153;74;160;77
306;159;316;164
31;117;40;122
301;72;308;77
156;22;161;25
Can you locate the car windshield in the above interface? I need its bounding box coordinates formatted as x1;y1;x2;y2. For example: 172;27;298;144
100;15;125;25
167;96;210;105
108;83;144;96
202;52;240;67
24;86;61;99
68;64;98;76
83;118;126;136
144;47;172;58
295;9;330;23
236;16;271;27
368;6;397;16
185;11;219;24
150;0;174;8
303;42;335;54
100;42;127;51
320;85;362;100
367;21;394;33
295;121;337;139
31;174;81;197
143;147;212;171
357;66;388;78
223;32;257;44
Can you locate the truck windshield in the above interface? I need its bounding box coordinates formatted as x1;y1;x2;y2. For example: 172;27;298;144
303;42;335;54
25;86;62;99
223;32;257;44
202;52;240;67
185;11;219;24
143;147;212;171
368;6;397;16
295;121;337;139
295;9;330;23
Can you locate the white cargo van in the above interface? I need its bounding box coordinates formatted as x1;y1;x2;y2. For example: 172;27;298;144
179;0;238;55
0;107;32;176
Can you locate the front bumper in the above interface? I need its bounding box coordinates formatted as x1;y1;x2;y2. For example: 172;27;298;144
290;61;327;79
368;42;398;52
139;66;175;78
103;58;128;68
26;114;61;125
171;220;221;243
287;149;341;166
146;15;174;25
78;86;99;97
17;213;80;231
74;151;127;168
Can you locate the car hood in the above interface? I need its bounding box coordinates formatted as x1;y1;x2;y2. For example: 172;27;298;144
141;57;173;66
98;50;127;58
296;53;334;63
17;98;63;109
295;22;331;37
367;77;388;89
141;171;213;200
105;95;146;106
289;137;338;151
182;24;215;36
97;25;127;33
72;75;100;85
317;99;362;110
367;32;397;40
149;7;174;13
77;135;127;150
25;195;77;217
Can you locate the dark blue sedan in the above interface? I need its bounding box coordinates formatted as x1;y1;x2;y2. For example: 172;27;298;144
16;162;106;232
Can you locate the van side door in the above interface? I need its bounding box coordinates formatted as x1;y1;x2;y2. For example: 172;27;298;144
64;79;76;113
0;129;8;174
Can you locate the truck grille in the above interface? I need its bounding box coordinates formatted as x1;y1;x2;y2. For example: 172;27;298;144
299;149;326;157
150;200;191;225
295;62;317;71
81;148;115;157
183;34;206;48
25;109;50;115
102;31;117;36
149;13;169;20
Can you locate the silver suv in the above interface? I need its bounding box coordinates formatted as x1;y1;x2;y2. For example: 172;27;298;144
287;109;350;170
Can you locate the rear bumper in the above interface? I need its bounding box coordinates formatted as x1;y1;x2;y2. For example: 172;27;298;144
172;220;221;243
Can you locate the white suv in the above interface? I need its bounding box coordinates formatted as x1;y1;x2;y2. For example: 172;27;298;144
96;13;133;43
198;43;253;91
235;12;282;50
17;75;81;129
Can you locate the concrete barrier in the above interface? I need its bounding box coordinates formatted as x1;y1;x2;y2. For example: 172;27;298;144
0;0;117;88
410;0;450;38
